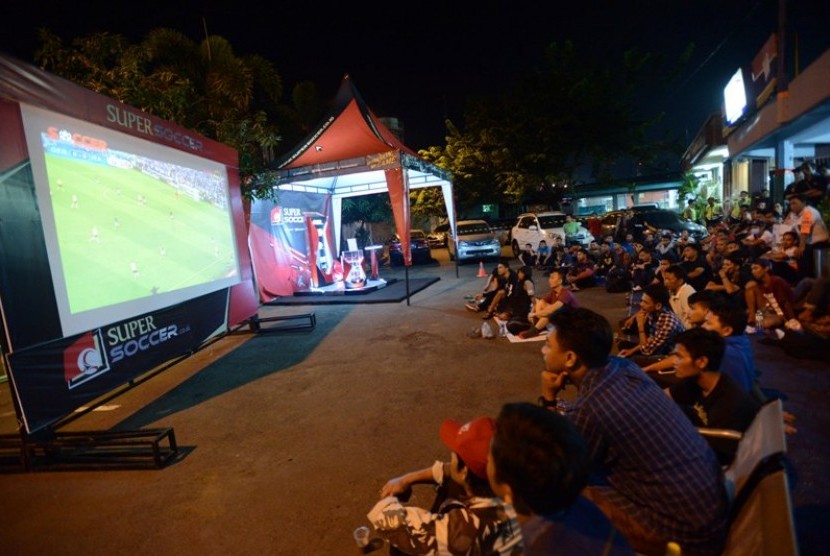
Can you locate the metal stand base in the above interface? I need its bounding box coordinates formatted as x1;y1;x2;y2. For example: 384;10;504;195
0;428;178;471
244;312;316;333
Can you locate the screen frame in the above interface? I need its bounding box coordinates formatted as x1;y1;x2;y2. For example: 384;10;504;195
20;103;242;338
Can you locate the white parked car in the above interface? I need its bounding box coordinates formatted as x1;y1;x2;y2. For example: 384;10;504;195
448;220;502;263
510;211;594;256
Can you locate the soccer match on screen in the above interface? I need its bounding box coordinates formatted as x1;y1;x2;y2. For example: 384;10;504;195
40;128;240;316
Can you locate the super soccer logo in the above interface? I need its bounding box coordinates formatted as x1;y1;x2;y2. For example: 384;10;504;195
271;206;304;224
63;330;111;390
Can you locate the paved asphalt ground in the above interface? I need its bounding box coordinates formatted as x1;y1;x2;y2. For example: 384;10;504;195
0;247;827;555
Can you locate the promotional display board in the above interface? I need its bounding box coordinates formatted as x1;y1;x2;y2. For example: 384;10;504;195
0;54;258;434
248;191;337;299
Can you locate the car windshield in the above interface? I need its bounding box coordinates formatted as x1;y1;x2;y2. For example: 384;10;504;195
457;223;492;235
640;211;682;228
410;230;426;240
537;215;567;227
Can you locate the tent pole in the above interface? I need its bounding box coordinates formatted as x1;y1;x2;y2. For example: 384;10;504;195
405;265;411;306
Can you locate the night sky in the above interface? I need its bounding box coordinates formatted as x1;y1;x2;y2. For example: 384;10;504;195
2;0;828;153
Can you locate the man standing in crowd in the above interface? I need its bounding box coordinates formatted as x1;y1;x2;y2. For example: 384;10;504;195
539;308;728;555
703;197;721;227
728;190;750;225
788;193;829;278
563;214;581;245
682;199;697;223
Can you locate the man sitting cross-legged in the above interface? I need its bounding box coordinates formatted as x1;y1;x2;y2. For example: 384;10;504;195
617;284;685;368
518;268;579;338
466;261;517;319
641;290;718;377
745;258;796;333
565;249;597;291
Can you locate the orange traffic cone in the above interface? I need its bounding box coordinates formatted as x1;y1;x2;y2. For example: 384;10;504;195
477;261;487;278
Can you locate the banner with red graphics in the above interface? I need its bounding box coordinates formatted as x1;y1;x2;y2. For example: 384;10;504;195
248;191;336;300
7;290;228;434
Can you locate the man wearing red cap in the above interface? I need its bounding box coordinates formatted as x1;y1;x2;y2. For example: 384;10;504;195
367;416;522;555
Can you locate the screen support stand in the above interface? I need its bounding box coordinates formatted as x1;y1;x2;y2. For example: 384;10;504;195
0;427;178;471
0;339;231;471
242;312;317;334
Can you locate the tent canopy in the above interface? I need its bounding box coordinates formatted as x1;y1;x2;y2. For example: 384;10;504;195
272;74;455;265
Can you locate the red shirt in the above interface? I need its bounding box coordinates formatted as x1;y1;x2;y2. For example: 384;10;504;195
543;287;580;310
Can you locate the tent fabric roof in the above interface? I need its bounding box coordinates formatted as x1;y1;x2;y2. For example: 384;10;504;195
275;74;417;170
265;74;456;273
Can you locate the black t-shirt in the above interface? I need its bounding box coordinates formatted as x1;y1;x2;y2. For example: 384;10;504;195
519;250;537;267
670;374;761;465
680;258;712;292
498;270;517;291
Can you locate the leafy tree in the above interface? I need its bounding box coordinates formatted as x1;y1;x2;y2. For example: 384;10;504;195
420;41;691;213
340;194;391;248
34;28;298;200
677;171;701;203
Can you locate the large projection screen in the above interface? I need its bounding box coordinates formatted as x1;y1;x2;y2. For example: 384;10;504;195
0;53;259;434
21;104;241;338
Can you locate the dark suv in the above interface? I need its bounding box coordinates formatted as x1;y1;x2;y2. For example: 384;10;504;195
599;208;708;242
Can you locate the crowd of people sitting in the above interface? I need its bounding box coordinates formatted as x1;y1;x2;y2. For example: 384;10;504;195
465;178;830;359
368;303;759;555
363;178;825;555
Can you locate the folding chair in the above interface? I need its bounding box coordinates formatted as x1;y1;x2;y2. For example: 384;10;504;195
721;468;799;555
698;398;787;501
697;399;797;555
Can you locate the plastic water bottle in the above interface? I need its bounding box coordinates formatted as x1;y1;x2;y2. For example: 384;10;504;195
754;310;764;333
